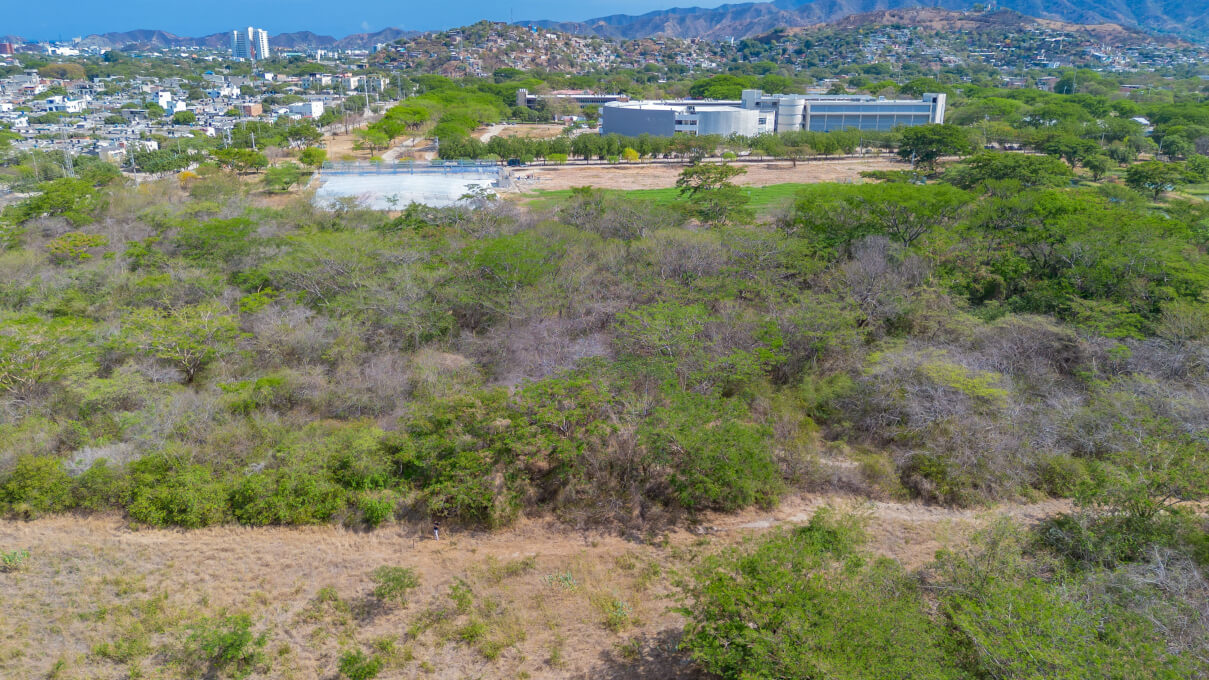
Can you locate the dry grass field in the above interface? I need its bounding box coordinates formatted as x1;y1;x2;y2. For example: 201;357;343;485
0;495;1068;680
514;157;907;192
475;124;569;142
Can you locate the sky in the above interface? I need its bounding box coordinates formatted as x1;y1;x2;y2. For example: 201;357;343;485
4;0;734;40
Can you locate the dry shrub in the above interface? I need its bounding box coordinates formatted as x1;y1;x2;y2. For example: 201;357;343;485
453;200;529;240
1155;300;1209;343
128;387;223;449
0;248;47;286
195;413;288;468
247;303;336;368
64;440;138;471
187;169;244;203
318;352;412;420
554;424;656;526
1102;548;1209;662
558;191;685;241
842;343;1034;502
408;350;481;401
1118;337;1209;382
461;316;610;386
639;228;726;283
828;236;930;334
129;354;187;385
972;315;1087;393
1059;377;1209;458
104;179;184;222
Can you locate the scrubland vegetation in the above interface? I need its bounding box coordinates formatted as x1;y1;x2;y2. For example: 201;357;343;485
3;150;1206;528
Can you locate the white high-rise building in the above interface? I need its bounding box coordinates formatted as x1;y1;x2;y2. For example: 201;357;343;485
231;27;270;61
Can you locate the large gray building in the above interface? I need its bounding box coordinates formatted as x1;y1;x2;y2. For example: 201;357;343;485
601;89;946;137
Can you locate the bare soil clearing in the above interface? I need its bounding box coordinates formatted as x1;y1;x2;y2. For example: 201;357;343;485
0;494;1068;680
325;130;374;161
475;124;569;142
515;156;907;192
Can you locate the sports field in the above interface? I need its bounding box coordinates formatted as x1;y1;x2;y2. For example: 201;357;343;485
314;172;497;208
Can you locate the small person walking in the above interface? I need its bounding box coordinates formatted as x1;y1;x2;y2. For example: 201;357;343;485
432;522;440;541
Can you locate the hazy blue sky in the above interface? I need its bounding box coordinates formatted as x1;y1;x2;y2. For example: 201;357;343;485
5;0;733;40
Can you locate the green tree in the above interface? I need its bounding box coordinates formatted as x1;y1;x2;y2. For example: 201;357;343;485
172;110;197;125
945;151;1074;189
119;303;242;382
676;162;752;224
299;147;326;170
46;231;108;263
681;509;964;680
899;77;952;97
353;127;390;154
0;316;94;398
263;163;302;193
1042;135;1101;168
1;455;73;516
688;74;751;100
897;124;971;173
1125;161;1182;199
3;177;106;225
37;63;85;80
284;122;322;148
1084;155;1111;181
389;105;430;130
639;391;780;511
213;148;268;174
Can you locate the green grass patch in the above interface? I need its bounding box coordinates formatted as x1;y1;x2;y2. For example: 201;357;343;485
1178;182;1209;197
522;182;811;215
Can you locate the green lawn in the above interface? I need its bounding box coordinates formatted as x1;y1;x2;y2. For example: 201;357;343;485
1178;182;1209;197
521;183;812;215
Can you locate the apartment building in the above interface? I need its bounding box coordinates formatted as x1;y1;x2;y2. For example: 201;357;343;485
231;27;270;61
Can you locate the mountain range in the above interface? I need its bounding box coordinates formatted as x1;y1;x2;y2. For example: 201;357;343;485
825;7;1182;45
521;0;1208;42
7;0;1205;51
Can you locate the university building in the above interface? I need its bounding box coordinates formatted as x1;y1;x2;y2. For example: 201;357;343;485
601;89;947;137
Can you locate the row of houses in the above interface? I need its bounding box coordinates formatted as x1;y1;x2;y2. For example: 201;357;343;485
0;66;360;166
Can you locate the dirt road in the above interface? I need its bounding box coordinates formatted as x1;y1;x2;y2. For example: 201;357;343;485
0;494;1067;680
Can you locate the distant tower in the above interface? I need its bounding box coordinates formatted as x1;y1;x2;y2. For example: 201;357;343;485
254;28;270;60
231;29;248;59
231;26;270;60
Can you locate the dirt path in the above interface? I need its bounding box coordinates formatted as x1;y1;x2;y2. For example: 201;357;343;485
381;137;429;162
0;494;1068;680
476;124;506;143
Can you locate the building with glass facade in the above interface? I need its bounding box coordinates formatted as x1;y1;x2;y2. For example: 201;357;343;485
601;89;946;137
231;27;270;61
